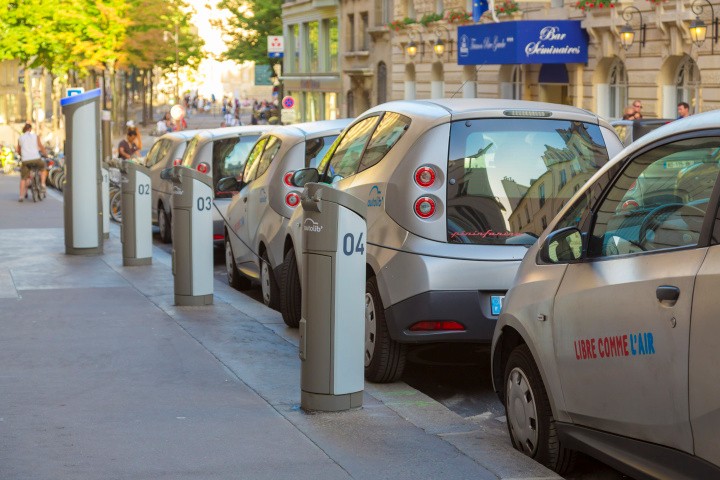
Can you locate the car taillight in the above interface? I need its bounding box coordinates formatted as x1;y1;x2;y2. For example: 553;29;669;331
173;158;182;166
415;166;436;188
285;192;300;208
283;171;294;187
409;321;465;332
197;162;209;174
414;196;436;219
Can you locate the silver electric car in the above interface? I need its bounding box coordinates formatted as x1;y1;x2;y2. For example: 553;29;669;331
283;99;624;383
222;119;352;307
146;129;202;242
491;111;720;478
180;126;272;244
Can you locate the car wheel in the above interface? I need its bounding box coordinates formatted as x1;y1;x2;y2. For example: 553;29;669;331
260;251;280;310
158;206;172;243
364;276;407;383
225;235;251;290
504;344;575;475
280;247;301;328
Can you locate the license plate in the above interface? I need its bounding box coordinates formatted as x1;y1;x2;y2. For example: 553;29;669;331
664;160;695;169
491;295;505;316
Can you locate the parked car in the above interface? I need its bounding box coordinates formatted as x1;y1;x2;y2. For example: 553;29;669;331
491;110;720;478
145;130;202;242
222;119;352;308
180;125;273;245
611;118;673;146
283;99;625;383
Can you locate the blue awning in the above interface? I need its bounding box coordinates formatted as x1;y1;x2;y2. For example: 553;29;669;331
457;20;588;65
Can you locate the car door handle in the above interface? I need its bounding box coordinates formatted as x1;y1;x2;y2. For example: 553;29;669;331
656;285;680;302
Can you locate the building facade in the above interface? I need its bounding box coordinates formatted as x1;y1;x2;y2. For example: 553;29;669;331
282;0;342;122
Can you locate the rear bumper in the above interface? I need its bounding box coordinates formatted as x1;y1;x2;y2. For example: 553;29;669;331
384;289;503;344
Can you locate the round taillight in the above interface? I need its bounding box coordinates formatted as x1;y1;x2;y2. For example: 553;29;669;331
173;158;182;166
414;196;436;219
415;166;436;188
283;171;295;187
285;192;300;208
197;162;209;174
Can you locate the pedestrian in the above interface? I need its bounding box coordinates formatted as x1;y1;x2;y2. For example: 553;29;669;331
17;123;48;202
126;120;142;150
677;102;691;119
223;109;236;127
118;128;140;160
631;100;643;119
622;107;636;120
157;112;172;135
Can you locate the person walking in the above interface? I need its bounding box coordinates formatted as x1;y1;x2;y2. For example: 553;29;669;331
17;123;47;202
677;102;691;119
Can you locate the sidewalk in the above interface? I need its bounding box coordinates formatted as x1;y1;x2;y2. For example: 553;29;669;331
0;173;560;480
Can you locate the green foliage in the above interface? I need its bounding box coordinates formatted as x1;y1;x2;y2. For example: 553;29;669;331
215;0;283;65
419;12;443;27
388;17;416;32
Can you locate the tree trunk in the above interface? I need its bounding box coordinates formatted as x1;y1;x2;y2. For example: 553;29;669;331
141;70;147;125
122;70;129;130
148;70;154;124
24;66;32;123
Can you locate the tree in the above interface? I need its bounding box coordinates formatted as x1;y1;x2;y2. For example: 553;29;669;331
215;0;282;65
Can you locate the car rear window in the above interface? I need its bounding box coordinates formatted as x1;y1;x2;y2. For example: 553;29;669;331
447;118;609;245
305;135;339;169
213;135;260;196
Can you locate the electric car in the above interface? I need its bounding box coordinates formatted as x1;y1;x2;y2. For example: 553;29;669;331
221;119;352;307
180;125;273;244
491;110;720;478
282;99;625;383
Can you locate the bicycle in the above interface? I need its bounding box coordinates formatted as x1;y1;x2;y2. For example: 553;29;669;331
25;160;46;202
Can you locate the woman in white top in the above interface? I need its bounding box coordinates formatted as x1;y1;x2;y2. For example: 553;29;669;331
17;123;47;202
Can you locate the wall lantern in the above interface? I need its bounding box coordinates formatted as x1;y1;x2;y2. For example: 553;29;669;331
406;28;424;58
689;0;718;53
619;6;646;56
433;24;453;59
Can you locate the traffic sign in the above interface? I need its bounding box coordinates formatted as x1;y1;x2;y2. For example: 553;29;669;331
268;52;284;58
268;36;284;53
282;96;295;109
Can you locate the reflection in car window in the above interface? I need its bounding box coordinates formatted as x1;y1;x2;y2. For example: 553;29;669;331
447;119;609;245
242;137;268;183
181;137;201;167
255;136;282;179
212;135;259;197
321;116;379;179
305;135;338;169
358;112;411;172
145;140;163;167
589;137;720;257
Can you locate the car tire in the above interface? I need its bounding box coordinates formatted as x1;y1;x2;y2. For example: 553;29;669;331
158;206;172;243
364;276;407;383
260;251;280;310
280;247;301;328
504;344;575;475
226;235;251;291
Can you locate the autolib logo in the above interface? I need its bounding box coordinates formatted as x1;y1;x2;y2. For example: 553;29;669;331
303;218;323;233
368;185;384;208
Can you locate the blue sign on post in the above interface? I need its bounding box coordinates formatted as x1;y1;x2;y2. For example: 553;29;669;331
268;52;284;59
458;20;588;65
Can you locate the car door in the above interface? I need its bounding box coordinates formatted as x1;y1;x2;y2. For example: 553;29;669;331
552;136;720;453
233;137;268;274
245;135;282;253
688;163;720;468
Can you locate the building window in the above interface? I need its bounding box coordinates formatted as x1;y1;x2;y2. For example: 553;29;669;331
377;0;390;25
436;0;443;14
407;0;415;18
560;169;567;189
307;21;319;72
511;66;524;100
676;56;701;113
608;58;627;119
327;17;338;72
539;183;545;207
288;25;299;73
360;12;369;51
377;62;387;105
325;92;337;120
347;90;354;117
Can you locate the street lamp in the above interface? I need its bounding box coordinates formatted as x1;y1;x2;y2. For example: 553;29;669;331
433;24;453;59
406;27;424;59
619;6;646;56
689;0;718;53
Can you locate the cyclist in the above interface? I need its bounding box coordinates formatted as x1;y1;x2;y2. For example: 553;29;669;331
17;123;47;202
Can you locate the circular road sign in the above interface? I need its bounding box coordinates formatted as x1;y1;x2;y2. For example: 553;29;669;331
282;96;295;109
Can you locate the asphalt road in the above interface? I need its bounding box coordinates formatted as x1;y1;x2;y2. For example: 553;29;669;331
151;228;628;480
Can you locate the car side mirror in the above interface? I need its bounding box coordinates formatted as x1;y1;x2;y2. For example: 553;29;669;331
292;167;319;187
540;227;583;264
160;167;174;180
216;176;241;193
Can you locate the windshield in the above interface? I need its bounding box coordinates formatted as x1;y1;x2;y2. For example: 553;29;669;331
447;118;609;245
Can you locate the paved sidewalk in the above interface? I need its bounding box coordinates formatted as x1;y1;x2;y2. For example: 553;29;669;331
0;173;560;480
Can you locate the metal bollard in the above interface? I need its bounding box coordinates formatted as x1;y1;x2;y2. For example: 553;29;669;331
299;183;366;412
121;160;152;266
162;165;214;306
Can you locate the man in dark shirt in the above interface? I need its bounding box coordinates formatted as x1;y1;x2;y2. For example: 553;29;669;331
118;128;139;159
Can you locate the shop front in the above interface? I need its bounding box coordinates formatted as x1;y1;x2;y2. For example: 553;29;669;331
282;76;341;123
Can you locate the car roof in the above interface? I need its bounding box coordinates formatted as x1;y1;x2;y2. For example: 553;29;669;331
193;125;274;142
160;129;204;141
361;98;608;127
262;118;354;141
